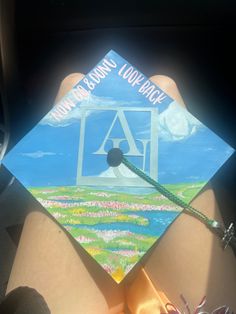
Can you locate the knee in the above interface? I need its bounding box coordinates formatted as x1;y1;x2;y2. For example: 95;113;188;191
149;75;185;106
149;75;177;90
55;73;84;102
60;73;84;89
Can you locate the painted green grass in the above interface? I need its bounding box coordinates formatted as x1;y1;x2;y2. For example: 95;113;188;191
29;182;205;282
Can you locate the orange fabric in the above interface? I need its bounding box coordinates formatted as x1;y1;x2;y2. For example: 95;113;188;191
125;268;170;314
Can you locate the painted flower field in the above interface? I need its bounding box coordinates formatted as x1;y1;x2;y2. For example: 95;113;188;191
29;182;204;283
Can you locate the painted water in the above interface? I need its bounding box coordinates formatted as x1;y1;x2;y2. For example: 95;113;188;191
29;182;204;282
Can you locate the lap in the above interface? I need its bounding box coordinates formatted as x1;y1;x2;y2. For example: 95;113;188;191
6;73;236;313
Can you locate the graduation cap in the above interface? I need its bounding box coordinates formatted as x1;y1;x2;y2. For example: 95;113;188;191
3;50;234;283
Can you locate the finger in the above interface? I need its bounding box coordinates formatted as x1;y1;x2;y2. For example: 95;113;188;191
54;73;84;103
150;75;186;108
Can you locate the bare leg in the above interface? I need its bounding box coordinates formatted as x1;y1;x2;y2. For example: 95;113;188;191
143;75;236;312
6;74;125;314
6;73;236;313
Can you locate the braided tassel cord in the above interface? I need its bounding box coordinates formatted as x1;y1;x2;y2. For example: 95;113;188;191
121;156;236;250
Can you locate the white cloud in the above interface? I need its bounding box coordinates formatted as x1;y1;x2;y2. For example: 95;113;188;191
99;163;138;178
20;151;56;158
40;93;142;127
187;175;201;180
136;101;203;142
157;101;202;141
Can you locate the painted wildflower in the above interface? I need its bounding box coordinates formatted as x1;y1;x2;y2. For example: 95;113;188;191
76;235;94;243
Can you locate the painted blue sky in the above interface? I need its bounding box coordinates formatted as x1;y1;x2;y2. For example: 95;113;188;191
2;50;234;187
